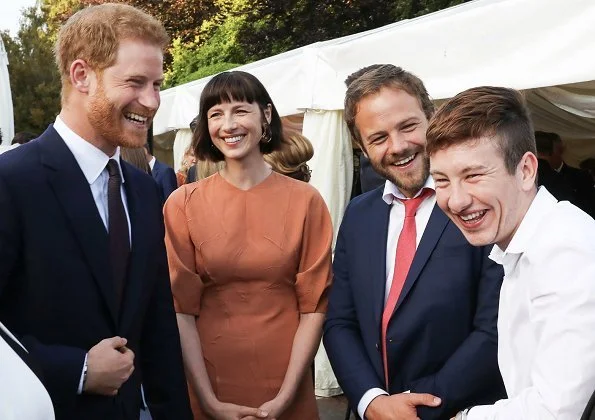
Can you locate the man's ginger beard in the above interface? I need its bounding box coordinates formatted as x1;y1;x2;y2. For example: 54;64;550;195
87;74;150;150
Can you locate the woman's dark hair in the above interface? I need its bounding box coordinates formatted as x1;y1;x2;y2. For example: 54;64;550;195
194;71;283;162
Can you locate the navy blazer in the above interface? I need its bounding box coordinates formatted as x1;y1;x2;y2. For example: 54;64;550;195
151;159;177;203
323;187;505;419
0;127;192;420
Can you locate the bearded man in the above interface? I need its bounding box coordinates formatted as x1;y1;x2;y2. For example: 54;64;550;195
0;4;191;419
323;65;505;420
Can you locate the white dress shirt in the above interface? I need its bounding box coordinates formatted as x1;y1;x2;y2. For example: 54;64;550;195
0;322;55;420
467;187;595;420
148;155;156;171
358;177;436;419
53;116;132;393
54;116;131;240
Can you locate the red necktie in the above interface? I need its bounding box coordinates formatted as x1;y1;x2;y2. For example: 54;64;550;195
381;188;432;388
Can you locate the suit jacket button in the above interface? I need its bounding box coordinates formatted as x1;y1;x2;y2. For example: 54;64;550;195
375;342;379;351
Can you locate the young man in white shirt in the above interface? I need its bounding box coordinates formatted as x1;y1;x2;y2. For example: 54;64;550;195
427;86;595;420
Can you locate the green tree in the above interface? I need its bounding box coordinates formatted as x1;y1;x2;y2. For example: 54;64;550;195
1;7;61;134
237;0;470;61
165;0;471;86
41;0;218;44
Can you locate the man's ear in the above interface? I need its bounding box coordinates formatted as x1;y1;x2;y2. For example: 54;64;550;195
519;151;538;191
69;59;93;93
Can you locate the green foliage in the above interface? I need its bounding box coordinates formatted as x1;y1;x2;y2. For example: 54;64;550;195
163;10;250;88
1;7;61;134
4;0;471;131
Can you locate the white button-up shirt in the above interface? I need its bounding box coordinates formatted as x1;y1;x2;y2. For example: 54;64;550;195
54;116;131;242
468;187;595;420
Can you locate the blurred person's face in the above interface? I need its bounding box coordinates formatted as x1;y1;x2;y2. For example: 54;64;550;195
87;39;163;152
550;141;564;169
355;87;429;197
207;100;271;162
430;138;537;250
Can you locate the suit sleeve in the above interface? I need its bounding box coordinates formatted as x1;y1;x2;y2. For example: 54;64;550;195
408;247;506;420
0;172;86;410
323;205;385;412
140;185;192;420
162;167;178;201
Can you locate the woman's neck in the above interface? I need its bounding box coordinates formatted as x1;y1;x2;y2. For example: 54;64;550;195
220;153;272;191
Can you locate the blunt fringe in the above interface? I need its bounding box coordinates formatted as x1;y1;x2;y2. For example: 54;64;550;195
426;86;535;174
194;71;283;162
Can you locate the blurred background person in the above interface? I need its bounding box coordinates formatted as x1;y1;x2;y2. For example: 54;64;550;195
534;131;575;203
176;145;196;186
11;131;37;145
537;130;595;217
122;147;151;174
163;71;333;419
580;157;595;187
264;127;313;182
145;126;177;201
186;159;224;183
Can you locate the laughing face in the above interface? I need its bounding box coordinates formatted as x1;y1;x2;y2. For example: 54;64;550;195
430;138;537;250
87;39;163;151
355;87;430;197
206;100;271;162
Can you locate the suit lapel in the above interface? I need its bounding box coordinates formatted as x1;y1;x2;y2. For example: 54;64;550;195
119;163;148;331
39;127;118;325
393;204;449;313
367;193;391;328
151;160;161;180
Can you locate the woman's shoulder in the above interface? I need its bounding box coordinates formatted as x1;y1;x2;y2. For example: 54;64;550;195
165;173;221;208
271;172;321;198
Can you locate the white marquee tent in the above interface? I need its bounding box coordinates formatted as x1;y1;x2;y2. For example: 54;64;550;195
0;37;14;148
153;0;595;395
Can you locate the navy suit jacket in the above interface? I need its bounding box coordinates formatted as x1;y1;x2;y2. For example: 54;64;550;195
0;127;192;420
323;187;505;419
151;159;177;203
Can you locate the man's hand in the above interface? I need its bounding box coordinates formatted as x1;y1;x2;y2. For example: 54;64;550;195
83;336;135;396
365;393;441;420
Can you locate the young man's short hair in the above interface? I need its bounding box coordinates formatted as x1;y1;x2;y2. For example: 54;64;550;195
344;64;434;149
426;86;535;174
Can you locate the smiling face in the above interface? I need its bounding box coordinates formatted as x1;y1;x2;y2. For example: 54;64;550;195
355;87;429;197
86;38;163;150
206;100;271;162
430;138;538;249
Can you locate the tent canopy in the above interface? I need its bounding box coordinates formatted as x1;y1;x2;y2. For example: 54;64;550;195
0;37;14;146
154;0;595;138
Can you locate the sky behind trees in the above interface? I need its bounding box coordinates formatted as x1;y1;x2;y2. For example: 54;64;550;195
0;0;37;36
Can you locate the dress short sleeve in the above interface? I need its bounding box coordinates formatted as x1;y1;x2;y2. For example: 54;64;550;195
294;190;333;313
163;186;203;316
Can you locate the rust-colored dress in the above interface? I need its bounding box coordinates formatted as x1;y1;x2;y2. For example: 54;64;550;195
163;172;333;419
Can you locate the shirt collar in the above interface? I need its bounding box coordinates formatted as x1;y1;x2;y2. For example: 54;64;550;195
382;176;435;205
489;186;557;263
54;116;125;184
149;156;156;171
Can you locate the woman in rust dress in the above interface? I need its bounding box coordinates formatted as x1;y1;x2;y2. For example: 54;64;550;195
163;71;333;420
